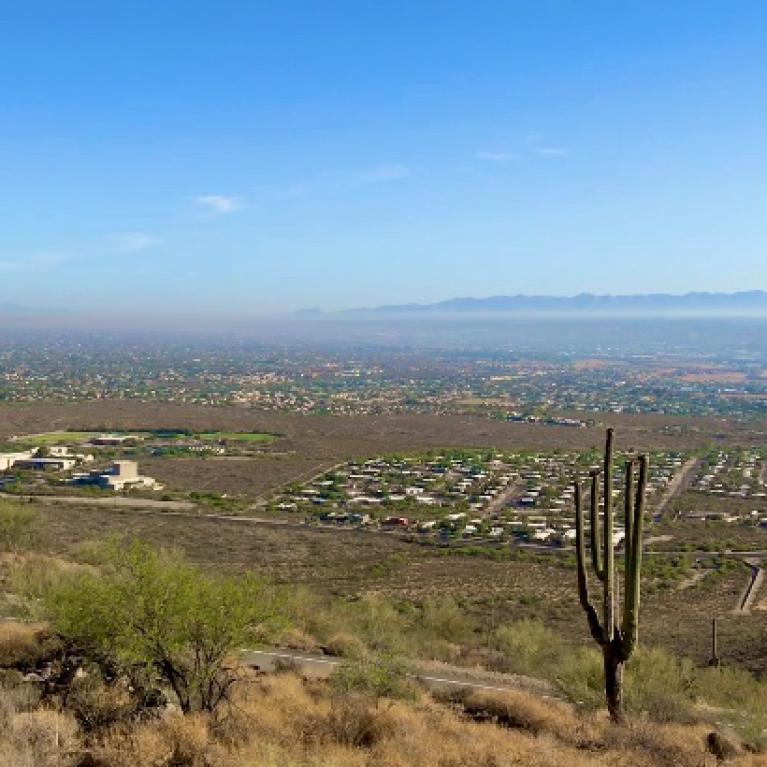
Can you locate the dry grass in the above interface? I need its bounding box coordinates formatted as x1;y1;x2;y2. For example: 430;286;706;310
0;651;764;767
1;400;757;484
0;686;80;767
0;621;60;669
74;671;767;767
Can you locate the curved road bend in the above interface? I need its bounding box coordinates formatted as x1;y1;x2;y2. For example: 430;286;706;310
239;649;559;699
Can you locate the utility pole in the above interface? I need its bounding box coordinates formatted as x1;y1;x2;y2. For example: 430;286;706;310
708;616;720;667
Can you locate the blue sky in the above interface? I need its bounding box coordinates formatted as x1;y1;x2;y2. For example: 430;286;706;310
1;1;767;315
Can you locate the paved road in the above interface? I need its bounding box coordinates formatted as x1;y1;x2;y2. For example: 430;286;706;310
734;559;764;614
11;491;767;563
239;649;558;698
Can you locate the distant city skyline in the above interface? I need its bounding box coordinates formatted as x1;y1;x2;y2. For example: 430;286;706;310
2;2;767;315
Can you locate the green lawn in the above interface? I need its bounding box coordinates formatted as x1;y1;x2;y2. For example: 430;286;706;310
11;429;277;447
13;431;103;446
195;432;277;443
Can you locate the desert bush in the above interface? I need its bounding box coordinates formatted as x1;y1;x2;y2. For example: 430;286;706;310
43;539;285;713
9;553;91;608
0;501;41;553
321;696;396;748
556;645;697;724
68;539;112;566
323;633;367;659
328;595;410;655
421;638;463;664
695;664;767;711
695;665;767;750
417;597;477;645
331;654;415;703
554;645;606;709
65;674;140;733
0;622;61;669
623;647;696;723
492;618;568;677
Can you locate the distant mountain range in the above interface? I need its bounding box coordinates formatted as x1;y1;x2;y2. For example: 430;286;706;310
0;302;74;319
0;302;36;314
307;291;767;316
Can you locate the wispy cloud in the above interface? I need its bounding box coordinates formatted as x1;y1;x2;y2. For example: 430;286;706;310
195;195;242;214
476;140;567;165
1;232;160;274
111;232;160;253
536;147;567;156
0;251;71;273
476;151;518;162
352;165;411;185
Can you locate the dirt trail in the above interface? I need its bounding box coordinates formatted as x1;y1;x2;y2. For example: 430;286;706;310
483;480;523;516
0;492;195;511
654;457;700;518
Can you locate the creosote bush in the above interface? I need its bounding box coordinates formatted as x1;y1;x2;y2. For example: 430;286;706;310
331;653;416;704
492;618;567;677
0;500;41;553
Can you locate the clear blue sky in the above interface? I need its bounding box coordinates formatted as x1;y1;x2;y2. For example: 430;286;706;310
1;1;766;315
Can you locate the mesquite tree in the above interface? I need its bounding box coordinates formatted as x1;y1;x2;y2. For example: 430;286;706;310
574;428;648;723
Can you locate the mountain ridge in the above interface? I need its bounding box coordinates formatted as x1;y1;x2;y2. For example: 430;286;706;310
308;291;767;315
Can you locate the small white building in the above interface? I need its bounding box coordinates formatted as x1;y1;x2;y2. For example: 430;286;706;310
0;451;34;471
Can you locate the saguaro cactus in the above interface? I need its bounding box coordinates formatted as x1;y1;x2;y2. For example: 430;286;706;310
574;428;649;723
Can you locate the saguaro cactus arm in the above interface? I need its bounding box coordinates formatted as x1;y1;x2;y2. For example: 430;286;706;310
603;429;615;642
575;481;605;644
589;469;604;580
621;453;647;659
624;460;635;556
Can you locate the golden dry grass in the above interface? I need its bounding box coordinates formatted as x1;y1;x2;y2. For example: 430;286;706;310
77;672;767;767
0;621;60;669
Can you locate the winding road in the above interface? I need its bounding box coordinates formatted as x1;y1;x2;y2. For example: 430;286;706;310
239;649;558;698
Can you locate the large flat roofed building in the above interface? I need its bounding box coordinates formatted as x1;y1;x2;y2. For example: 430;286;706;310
70;460;162;492
12;457;77;472
1;445;91;473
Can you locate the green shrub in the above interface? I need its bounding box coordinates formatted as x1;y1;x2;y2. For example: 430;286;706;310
492;619;567;677
623;647;696;723
323;633;367;659
0;502;41;552
328;595;410;655
556;645;696;723
331;654;415;703
43;539;285;713
554;646;605;709
418;598;477;645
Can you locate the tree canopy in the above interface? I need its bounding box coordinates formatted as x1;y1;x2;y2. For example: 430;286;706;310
45;539;284;712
